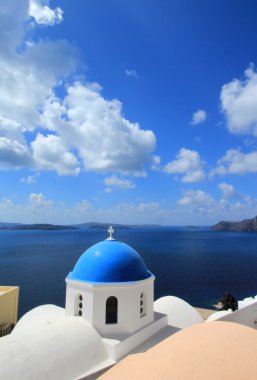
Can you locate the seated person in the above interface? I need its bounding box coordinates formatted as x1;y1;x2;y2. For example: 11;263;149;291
219;292;238;311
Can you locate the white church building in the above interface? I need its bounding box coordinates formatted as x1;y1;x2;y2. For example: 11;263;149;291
1;227;257;380
65;227;155;339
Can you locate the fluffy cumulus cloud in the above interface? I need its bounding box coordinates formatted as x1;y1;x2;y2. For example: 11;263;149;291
0;194;170;225
190;109;206;125
178;189;214;207
218;182;237;198
29;192;53;208
0;137;31;169
103;175;135;191
163;148;205;182
177;186;257;223
29;0;63;26
0;193;54;223
41;82;156;175
220;64;257;135
0;1;156;177
0;39;78;131
31;134;80;175
0;1;78;171
211;148;257;177
1;187;257;225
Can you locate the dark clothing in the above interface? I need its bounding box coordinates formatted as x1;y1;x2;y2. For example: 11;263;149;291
219;292;238;311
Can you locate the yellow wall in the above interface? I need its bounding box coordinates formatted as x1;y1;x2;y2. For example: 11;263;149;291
0;286;19;326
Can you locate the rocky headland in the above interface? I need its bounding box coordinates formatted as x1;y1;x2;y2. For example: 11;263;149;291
211;216;257;232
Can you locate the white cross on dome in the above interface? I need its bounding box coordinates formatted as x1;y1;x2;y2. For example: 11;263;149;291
107;225;114;240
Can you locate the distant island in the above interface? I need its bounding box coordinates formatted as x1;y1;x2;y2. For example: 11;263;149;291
0;223;78;231
0;222;162;231
211;216;257;232
76;222;161;229
75;222;130;229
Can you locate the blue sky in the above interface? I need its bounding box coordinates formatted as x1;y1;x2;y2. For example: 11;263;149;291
1;0;257;225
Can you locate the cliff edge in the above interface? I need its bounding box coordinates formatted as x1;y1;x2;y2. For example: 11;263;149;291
211;216;257;232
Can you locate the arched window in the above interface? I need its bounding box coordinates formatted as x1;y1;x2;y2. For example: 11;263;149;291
106;296;118;324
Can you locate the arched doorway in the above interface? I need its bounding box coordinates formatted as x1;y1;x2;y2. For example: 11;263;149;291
106;296;118;324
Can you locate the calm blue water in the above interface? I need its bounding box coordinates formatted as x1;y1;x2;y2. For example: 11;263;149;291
1;227;257;318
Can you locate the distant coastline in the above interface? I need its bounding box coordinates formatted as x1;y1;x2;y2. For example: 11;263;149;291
0;222;162;231
6;219;256;232
211;216;257;232
0;223;77;231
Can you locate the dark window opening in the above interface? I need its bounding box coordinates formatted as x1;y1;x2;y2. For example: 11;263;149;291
140;293;147;318
106;296;118;324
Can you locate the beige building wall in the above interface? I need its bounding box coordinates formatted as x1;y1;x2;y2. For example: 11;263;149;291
0;286;19;326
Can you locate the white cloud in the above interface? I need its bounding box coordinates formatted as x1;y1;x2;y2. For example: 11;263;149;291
0;116;24;144
211;148;257;176
0;194;93;224
0;194;170;225
21;175;38;184
31;134;80;175
190;109;206;125
220;64;257;135
0;137;31;169
1;188;257;225
151;155;161;170
29;192;53;208
243;137;256;147
29;0;63;26
178;189;214;207
75;200;91;213
209;165;227;178
0;1;28;54
42;82;156;176
103;175;135;190
0;2;156;177
0;193;54;223
0;2;78;171
177;186;246;222
218;182;237;198
27;193;53;221
177;187;257;224
125;69;139;79
0;38;78;130
163;148;205;182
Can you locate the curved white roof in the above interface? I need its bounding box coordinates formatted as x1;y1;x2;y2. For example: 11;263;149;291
0;307;114;380
154;296;203;328
14;304;65;334
207;309;233;321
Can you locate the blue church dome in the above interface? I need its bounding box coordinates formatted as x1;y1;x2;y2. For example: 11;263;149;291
67;239;152;283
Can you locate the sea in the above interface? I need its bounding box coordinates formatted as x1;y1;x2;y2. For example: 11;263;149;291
1;226;257;318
